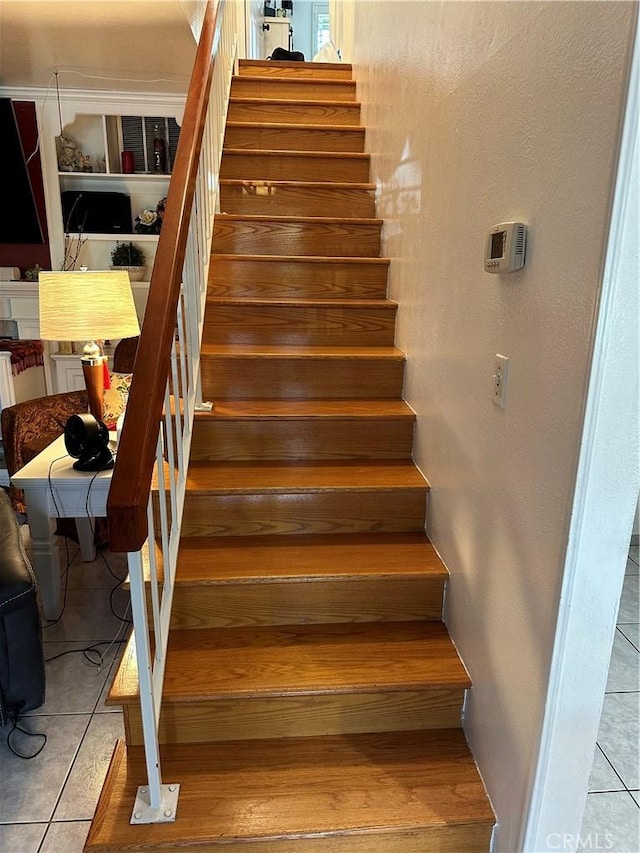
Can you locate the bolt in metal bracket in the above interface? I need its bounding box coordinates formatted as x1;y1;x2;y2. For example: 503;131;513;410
130;783;180;825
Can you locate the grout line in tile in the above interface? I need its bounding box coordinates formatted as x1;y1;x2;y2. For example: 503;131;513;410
42;713;94;830
597;740;637;796
616;625;640;654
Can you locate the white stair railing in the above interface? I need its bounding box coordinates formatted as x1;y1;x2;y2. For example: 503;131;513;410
106;0;240;824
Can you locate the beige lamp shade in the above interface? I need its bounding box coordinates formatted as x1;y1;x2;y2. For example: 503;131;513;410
38;270;140;341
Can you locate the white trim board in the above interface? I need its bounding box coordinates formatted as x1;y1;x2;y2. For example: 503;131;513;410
521;17;640;852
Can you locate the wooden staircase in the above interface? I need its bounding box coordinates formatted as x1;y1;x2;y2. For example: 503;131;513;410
87;59;494;852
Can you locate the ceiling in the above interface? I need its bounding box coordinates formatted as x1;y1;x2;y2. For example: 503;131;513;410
0;0;198;94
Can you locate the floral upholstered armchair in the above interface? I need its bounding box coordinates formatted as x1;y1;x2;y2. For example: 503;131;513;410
1;337;138;515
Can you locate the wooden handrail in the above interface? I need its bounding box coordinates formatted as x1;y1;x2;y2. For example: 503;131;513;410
107;0;223;552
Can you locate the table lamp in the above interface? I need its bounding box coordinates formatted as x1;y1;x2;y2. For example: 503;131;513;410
38;270;140;422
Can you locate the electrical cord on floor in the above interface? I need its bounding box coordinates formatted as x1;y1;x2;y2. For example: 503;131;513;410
5;718;47;760
41;455;77;628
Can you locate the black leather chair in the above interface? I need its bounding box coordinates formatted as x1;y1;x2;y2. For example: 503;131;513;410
0;487;45;723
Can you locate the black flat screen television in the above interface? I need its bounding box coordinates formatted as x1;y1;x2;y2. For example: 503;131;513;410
0;98;44;244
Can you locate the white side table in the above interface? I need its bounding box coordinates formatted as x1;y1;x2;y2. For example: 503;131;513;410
11;433;114;619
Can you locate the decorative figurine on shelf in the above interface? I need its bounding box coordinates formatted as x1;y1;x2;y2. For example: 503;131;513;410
153;123;168;173
56;134;93;172
134;197;167;234
24;264;41;281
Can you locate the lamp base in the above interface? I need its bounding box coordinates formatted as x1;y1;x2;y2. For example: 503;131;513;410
81;356;105;422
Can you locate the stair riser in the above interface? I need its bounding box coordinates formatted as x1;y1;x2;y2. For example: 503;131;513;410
221;151;370;183
238;61;353;80
179;830;493;853
202;304;395;346
167;578;444;628
209;258;388;300
213;220;381;257
231;78;357;102
200;355;404;399
123;688;463;745
220;183;376;218
176;490;427;537
190;417;414;461
228;100;361;125
225;125;365;152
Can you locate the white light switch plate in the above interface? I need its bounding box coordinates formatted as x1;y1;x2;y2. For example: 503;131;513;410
493;354;510;408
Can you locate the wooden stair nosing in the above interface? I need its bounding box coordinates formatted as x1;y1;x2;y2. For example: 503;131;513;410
231;77;358;102
210;252;389;264
229;96;362;108
194;400;414;419
222;146;370;162
201;343;404;358
206;297;396;308
220;178;376;190
86;732;494;852
215;213;382;226
226;120;365;133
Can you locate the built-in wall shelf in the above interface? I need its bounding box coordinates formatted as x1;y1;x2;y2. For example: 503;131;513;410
58;172;170;182
66;233;160;242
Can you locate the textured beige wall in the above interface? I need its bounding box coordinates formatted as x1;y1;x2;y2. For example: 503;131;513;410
338;2;637;848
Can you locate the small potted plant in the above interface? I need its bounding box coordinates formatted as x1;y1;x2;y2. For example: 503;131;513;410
110;242;146;281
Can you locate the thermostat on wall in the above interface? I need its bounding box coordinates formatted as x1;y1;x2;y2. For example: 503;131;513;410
485;222;527;273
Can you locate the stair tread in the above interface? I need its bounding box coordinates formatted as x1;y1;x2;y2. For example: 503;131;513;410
234;74;357;85
226;121;365;132
195;399;413;418
230;96;362;107
201;343;403;357
88;731;493;850
240;59;353;71
175;533;446;584
223;147;369;160
220;178;376;189
216;212;382;225
184;460;429;493
112;621;469;703
211;252;389;263
207;297;394;308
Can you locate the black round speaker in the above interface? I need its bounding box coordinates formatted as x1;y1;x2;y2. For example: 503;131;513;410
64;413;114;471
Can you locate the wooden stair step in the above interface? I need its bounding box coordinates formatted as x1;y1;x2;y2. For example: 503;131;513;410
220;148;370;182
209;254;389;299
111;622;468;742
220;179;376;217
175;532;445;583
191;399;415;461
238;59;353;79
184;459;429;494
200;343;405;399
176;459;428;537
224;121;365;152
231;75;357;102
113;621;466;702
203;297;396;346
87;731;494;851
213;213;382;257
228;97;361;126
168;533;447;629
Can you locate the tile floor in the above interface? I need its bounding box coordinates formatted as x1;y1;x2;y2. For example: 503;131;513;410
580;544;640;852
0;532;130;853
0;535;638;852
